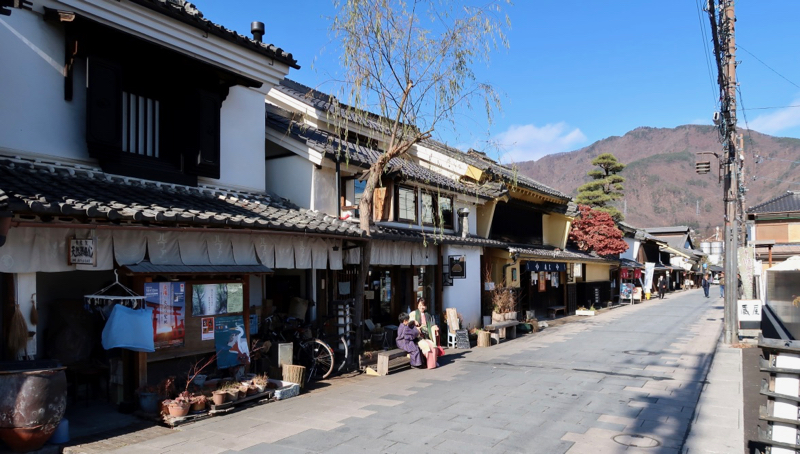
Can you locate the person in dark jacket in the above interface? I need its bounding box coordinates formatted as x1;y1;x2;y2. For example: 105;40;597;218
657;276;667;299
701;274;711;298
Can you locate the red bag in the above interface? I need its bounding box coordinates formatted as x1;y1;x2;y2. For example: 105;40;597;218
436;346;445;357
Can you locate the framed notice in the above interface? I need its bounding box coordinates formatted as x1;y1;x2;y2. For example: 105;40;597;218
192;283;244;317
449;255;466;279
68;237;97;266
214;315;249;369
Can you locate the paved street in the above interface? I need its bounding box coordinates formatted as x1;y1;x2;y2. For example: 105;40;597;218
107;289;732;454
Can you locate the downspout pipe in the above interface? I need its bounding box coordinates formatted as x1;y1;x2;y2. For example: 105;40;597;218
335;156;341;219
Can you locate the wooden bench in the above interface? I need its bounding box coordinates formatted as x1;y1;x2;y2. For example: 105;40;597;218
548;306;566;318
376;348;411;376
485;320;519;342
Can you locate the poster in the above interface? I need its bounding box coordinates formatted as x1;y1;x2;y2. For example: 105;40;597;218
214;315;250;369
620;283;633;300
192;283;244;316
538;272;546;292
144;282;186;349
201;317;215;341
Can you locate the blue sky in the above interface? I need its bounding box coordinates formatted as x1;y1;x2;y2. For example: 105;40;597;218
199;1;800;163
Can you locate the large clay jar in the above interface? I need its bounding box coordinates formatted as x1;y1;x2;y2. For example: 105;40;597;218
0;361;67;453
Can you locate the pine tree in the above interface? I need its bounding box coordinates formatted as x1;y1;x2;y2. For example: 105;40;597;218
575;153;626;221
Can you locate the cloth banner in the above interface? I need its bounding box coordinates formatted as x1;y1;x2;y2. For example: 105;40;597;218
643;262;655;292
112;229;147;266
345;247;361;265
203;232;236;265
177;232;210;265
327;239;343;270
293;237;312;269
254;235;276;268
310;237;328;269
231;234;259;265
145;231;182;265
274;236;295;269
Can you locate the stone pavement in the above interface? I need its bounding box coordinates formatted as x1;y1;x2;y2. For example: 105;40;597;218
71;289;740;454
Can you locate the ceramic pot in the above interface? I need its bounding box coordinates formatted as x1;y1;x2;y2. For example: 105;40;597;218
0;361;67;453
190;400;206;412
211;391;227;406
167;402;190;417
238;388;247;399
226;390;239;402
254;384;266;393
138;392;158;414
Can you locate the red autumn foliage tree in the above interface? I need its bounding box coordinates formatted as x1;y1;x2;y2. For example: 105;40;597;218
569;205;628;256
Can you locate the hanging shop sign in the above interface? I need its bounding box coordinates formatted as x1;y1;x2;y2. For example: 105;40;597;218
214;315;250;369
738;299;763;323
68;237;97;266
620;268;630;279
191;283;244;316
538;272;546;292
449;255;466;279
634;268;642;280
144;282;186;349
526;261;566;273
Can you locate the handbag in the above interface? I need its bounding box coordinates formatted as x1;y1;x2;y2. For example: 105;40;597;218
436;346;445;357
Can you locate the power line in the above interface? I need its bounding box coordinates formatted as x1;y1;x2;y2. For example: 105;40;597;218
738;44;800;90
695;0;719;108
740;104;800;111
751;176;800;186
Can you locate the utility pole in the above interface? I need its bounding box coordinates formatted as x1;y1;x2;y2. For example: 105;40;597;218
706;0;739;344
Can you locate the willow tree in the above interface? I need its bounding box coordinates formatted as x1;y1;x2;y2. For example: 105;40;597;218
575;153;626;221
329;0;510;361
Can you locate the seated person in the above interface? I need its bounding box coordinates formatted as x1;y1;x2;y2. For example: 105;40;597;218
395;313;422;367
409;297;439;368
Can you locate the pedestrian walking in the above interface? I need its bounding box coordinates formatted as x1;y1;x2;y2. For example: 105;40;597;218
701;274;710;298
657;275;667;299
737;273;743;299
718;272;725;298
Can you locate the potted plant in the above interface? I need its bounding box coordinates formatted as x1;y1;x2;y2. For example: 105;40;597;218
485;267;517;322
190;395;207;412
211;389;227;406
252;374;268;393
136;384;159;414
166;393;190;417
575;305;596;316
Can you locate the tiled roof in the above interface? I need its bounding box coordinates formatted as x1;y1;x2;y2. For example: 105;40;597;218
128;0;299;69
422;141;570;201
620;258;645;268
643;226;691;234
509;244;618;264
372;225;507;248
748;191;800;214
0;156;363;237
266;108;500;200
275;79;394;134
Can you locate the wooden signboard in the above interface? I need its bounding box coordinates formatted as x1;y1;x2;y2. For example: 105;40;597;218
455;329;470;349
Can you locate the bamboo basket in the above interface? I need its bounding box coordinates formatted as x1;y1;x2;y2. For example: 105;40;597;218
282;365;306;389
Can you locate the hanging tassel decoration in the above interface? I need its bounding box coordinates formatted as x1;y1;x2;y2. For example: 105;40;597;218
29;293;38;326
8;300;28;357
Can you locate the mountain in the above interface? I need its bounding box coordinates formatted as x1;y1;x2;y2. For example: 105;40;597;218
515;125;800;237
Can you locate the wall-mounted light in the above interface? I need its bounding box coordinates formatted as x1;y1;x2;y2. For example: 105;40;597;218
0;212;12;247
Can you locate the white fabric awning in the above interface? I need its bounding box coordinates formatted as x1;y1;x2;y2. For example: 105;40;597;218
0;226;344;273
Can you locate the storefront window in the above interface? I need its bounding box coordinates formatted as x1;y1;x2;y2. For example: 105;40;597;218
438;196;453;229
415;265;436;313
396;186;417;223
421;192;435;225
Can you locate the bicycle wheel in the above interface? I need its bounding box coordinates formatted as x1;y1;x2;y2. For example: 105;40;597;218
299;339;335;380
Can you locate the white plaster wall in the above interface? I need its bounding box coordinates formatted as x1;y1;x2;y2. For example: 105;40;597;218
264;155;313;209
620;238;640;260
209;86;267;191
0;13;89;160
312;166;338;215
442;245;482;329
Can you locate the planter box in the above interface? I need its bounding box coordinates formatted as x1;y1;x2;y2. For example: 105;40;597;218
575;310;595;316
268;379;300;400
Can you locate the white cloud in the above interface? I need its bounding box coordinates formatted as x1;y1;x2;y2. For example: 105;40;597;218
748;98;800;134
492;122;588;163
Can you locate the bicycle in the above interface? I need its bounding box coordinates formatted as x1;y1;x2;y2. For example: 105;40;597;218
263;314;335;383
